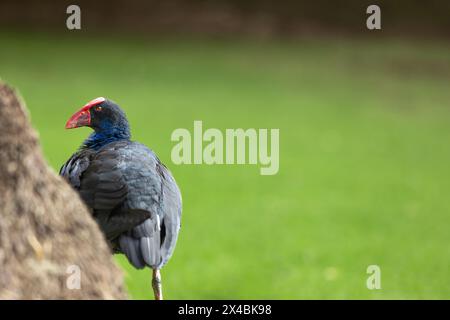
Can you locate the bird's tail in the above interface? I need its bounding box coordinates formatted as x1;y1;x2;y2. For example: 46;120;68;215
118;215;162;269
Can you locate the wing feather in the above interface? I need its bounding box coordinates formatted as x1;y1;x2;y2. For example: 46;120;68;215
60;141;182;269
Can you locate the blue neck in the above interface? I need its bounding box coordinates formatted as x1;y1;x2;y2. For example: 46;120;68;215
83;123;130;150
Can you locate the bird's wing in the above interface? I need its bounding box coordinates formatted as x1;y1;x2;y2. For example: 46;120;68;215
61;141;182;270
155;161;182;268
59;148;94;189
116;142;182;269
60;142;151;241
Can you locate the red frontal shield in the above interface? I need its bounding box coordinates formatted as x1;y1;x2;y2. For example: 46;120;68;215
65;97;105;129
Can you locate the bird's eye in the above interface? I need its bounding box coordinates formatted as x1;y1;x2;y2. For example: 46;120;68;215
95;106;103;112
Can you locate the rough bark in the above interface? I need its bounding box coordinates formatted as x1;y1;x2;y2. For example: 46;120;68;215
0;82;127;299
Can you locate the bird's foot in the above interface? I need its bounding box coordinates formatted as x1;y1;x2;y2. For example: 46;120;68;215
152;269;163;300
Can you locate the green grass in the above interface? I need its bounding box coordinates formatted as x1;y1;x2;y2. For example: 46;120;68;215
1;32;449;299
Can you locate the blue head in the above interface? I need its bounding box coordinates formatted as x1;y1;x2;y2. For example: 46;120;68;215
65;97;131;149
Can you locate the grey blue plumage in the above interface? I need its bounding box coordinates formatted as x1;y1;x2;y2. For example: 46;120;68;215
60;99;182;272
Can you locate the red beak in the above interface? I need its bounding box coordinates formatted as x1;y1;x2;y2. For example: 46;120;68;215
65;97;106;129
65;107;91;129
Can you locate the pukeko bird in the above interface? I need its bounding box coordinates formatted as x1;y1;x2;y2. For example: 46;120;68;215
60;97;182;300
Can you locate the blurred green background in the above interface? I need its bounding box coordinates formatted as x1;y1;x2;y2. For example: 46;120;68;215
1;0;449;299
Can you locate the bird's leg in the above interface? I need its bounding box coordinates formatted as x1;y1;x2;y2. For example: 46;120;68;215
152;269;163;300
